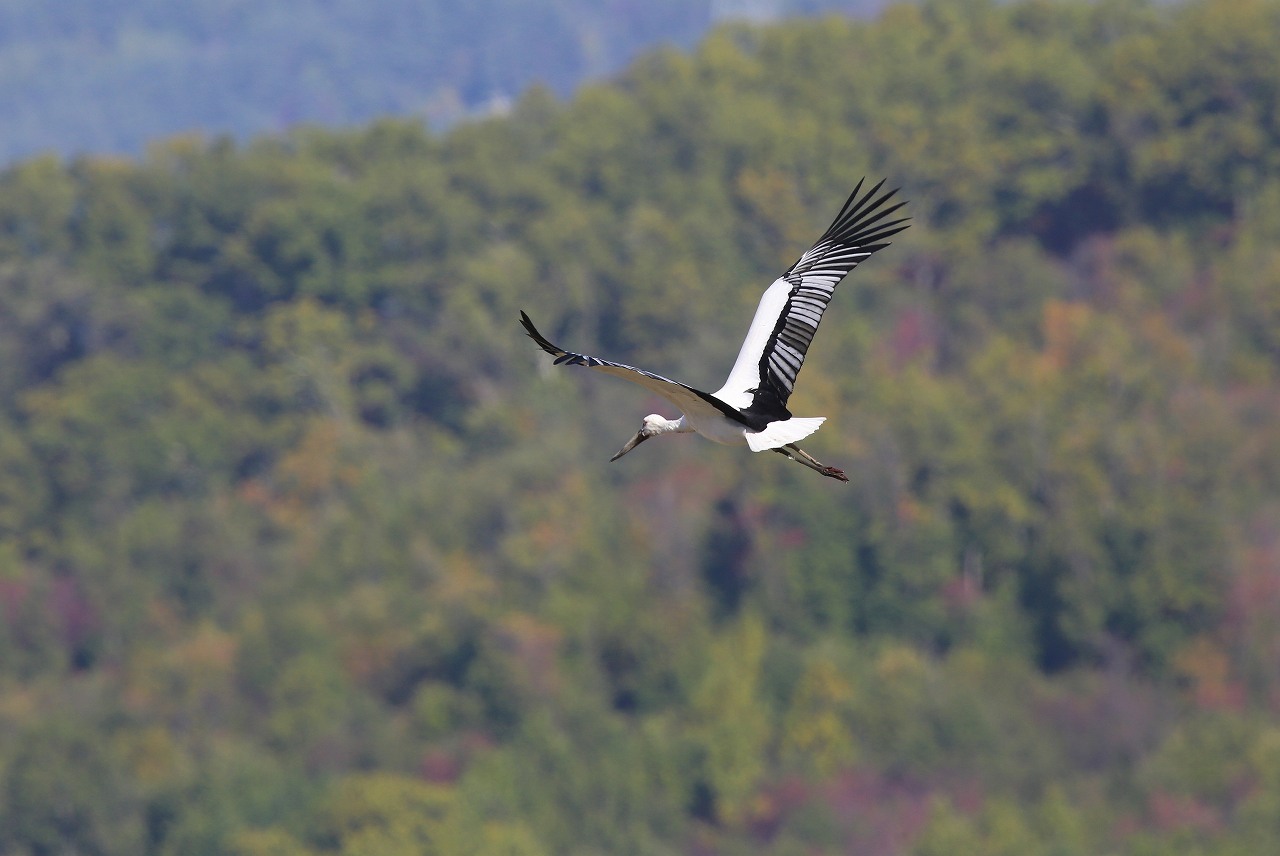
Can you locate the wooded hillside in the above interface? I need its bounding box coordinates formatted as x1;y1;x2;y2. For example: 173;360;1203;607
2;1;1280;853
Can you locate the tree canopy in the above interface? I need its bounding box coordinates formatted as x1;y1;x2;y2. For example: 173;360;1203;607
2;1;1280;853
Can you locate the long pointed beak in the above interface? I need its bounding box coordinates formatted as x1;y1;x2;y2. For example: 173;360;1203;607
610;430;650;462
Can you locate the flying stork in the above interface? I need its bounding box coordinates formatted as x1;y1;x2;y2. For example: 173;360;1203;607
520;178;908;481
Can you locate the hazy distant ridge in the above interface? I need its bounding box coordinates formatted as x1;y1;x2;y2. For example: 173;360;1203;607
0;0;888;163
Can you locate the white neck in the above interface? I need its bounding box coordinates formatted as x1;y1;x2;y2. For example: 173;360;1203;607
653;415;692;434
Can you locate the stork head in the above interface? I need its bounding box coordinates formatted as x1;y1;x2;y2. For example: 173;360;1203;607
610;414;670;461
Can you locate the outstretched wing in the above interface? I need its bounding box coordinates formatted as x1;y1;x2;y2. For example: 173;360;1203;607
520;312;749;426
713;179;909;420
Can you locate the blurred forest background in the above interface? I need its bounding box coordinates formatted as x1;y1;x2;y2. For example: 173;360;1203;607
3;0;1280;853
0;0;891;164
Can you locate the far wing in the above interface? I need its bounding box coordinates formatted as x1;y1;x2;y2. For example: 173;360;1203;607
520;311;747;426
714;178;909;419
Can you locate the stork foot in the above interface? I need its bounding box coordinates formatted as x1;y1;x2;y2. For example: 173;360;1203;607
774;444;850;483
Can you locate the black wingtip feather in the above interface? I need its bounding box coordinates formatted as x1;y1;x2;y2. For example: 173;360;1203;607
848;217;912;247
519;310;566;357
825;181;906;242
866;222;912;245
838;177;869;216
830;177;886;230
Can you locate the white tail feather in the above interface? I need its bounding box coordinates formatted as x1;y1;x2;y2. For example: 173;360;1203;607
745;417;826;452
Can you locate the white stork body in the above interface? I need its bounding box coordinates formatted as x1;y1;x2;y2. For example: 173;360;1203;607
521;179;908;481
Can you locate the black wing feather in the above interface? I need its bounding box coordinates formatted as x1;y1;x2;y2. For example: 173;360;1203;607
519;312;756;428
746;179;909;421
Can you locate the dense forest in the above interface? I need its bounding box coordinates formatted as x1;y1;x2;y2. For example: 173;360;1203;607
0;0;888;164
2;0;1280;853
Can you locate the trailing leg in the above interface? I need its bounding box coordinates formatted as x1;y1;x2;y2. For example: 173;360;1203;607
772;443;848;482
